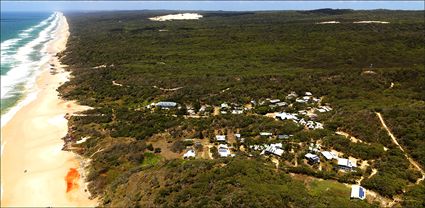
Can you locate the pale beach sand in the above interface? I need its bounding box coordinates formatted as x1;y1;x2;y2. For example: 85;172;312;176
0;13;97;207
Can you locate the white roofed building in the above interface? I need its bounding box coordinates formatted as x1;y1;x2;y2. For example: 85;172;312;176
156;101;177;109
305;153;320;164
351;185;366;200
183;149;196;159
218;144;230;157
337;158;357;171
216;135;226;142
321;151;337;160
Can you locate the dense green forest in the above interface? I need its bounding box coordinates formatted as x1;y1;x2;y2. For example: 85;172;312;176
60;9;424;207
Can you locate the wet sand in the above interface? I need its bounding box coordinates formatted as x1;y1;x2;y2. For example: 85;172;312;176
0;13;97;207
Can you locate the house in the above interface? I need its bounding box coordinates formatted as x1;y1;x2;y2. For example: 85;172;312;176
305;153;320;164
218;144;230;157
156;101;177;109
286;91;298;99
312;97;321;102
295;98;307;103
321;151;337;160
302;96;311;101
337;158;357;171
264;145;284;157
276;102;288;107
215;135;226;142
278;134;289;139
317;108;326;113
234;133;241;140
298;110;307;115
183;149;196;159
187;109;196;115
305;92;313;96
220;103;229;109
231;109;244;114
275;112;298;121
305;121;324;129
260;132;273;137
351;185;366;200
269;99;281;104
308;143;321;153
309;114;318;120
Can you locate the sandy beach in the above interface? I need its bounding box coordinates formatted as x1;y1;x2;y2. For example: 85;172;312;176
0;13;97;207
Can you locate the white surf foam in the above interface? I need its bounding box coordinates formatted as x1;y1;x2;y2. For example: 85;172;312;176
0;13;55;59
1;12;62;128
1;12;59;99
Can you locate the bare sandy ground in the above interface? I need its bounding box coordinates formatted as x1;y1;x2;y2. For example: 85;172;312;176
149;13;203;21
354;21;390;24
316;21;340;24
0;13;97;207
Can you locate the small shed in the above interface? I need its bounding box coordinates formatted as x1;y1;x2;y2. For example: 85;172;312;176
351;185;366;200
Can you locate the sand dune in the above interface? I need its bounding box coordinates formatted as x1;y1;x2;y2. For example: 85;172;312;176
0;13;97;207
149;13;203;21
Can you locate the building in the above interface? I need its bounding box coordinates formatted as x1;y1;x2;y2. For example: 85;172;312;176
308;143;321;153
220;103;229;109
216;135;226;142
337;158;357;171
264;145;284;157
351;185;366;200
305;92;313;96
295;98;307;103
231;109;244;114
321;151;337;160
302;96;311;101
183;149;196;159
260;132;273;137
305;153;320;164
275;112;298;121
278;134;289;139
218;144;230;157
234;133;241;140
276;102;288;107
286;91;298;100
156;101;177;109
269;99;281;104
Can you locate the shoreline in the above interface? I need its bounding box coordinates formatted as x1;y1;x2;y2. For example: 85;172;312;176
0;13;97;207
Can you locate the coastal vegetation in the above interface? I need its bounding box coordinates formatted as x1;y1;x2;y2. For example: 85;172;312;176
60;9;424;206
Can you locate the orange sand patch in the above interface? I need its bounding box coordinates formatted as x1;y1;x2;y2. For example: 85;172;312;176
65;168;80;192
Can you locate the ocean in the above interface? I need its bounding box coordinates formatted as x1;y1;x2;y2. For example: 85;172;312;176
1;11;60;126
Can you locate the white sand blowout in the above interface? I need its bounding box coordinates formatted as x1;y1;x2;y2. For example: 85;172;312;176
149;13;203;21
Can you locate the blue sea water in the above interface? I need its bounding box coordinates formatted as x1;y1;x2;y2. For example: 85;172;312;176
1;11;60;121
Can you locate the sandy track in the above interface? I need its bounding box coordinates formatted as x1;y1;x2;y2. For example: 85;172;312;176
376;112;425;184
